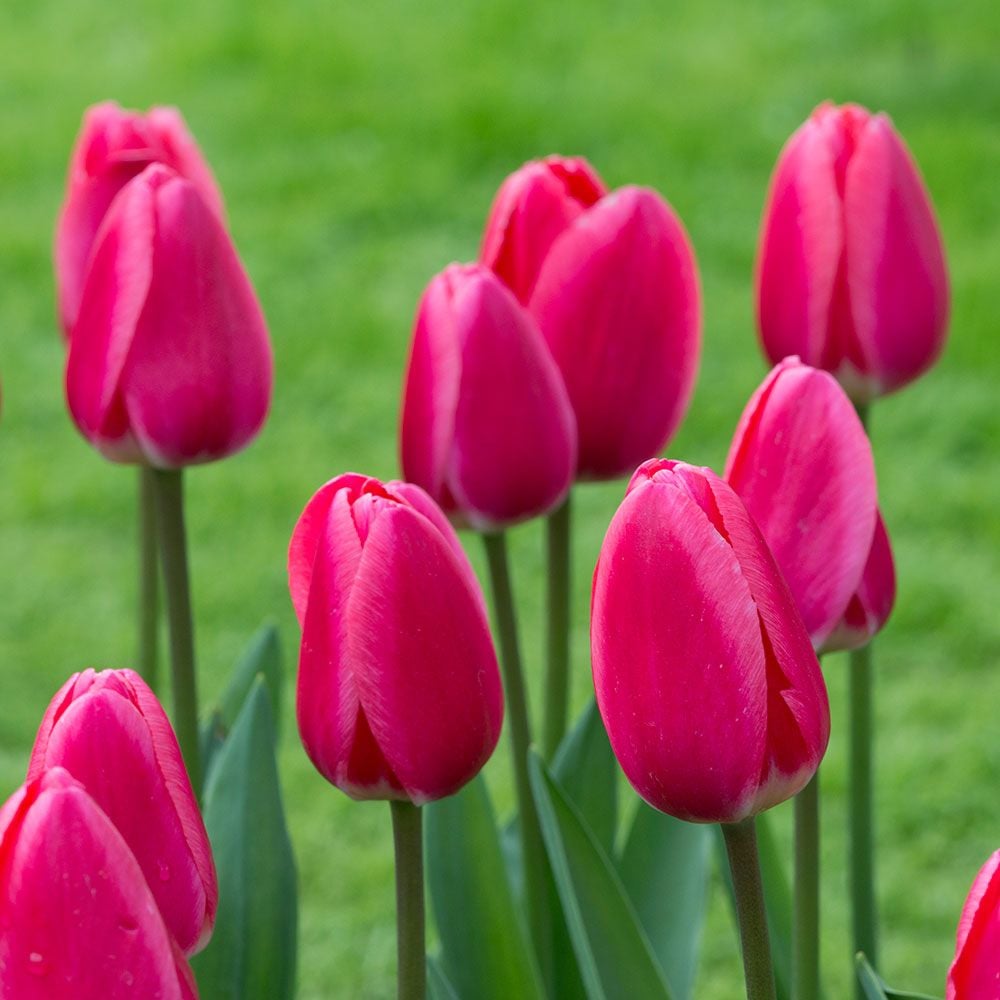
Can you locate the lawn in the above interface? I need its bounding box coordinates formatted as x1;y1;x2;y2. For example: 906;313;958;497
1;0;998;996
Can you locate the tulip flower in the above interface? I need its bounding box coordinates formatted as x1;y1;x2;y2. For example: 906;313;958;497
26;669;217;956
55;100;224;337
288;473;503;803
0;768;197;999
948;849;1000;999
529;185;701;480
400;263;576;530
756;101;949;404
65;162;271;469
724;356;877;648
480;155;607;304
821;511;896;654
592;460;830;824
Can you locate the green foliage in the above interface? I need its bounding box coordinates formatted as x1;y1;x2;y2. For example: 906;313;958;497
856;954;940;1000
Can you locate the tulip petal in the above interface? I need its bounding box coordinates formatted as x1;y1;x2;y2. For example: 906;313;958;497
948;850;1000;1000
147;106;226;221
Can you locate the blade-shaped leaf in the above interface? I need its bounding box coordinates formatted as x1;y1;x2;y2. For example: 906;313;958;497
192;679;297;1000
617;803;711;1000
427;957;462;1000
856;955;940;1000
425;776;544;1000
553;699;618;855
529;751;673;1000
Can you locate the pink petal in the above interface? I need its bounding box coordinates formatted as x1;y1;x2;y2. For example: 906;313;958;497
948;850;1000;1000
147;106;225;222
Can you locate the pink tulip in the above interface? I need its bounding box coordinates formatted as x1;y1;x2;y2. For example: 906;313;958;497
288;473;503;803
756;102;949;404
480;155;607;304
948;849;1000;999
529;185;701;480
724;356;877;648
26;669;217;956
55;101;224;336
400;263;576;530
591;460;830;824
0;768;197;999
821;511;896;653
65;163;272;468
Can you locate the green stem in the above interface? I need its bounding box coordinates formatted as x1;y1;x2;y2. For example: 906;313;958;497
481;532;551;980
849;642;877;985
722;818;778;1000
138;466;160;692
542;495;572;759
151;468;201;795
390;800;426;1000
794;772;820;1000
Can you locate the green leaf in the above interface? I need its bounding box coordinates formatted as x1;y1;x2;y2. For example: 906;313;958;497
552;699;618;855
856;955;940;1000
192;679;297;1000
529;751;673;1000
425;776;544;1000
617;803;711;1000
427;957;461;1000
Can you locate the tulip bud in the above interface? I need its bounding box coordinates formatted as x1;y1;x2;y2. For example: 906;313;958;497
0;768;196;999
65;163;272;468
26;669;217;956
288;473;503;803
400;263;576;530
529;186;701;480
821;511;896;654
480;155;607;304
592;460;830;824
55;101;224;337
947;849;1000;999
756;102;949;404
724;356;877;648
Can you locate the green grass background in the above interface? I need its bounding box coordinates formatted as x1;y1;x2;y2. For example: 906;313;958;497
1;0;998;996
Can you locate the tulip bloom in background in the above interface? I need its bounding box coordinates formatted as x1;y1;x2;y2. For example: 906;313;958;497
756;101;949;405
0;768;196;999
289;473;503;999
948;850;1000;1000
26;669;217;956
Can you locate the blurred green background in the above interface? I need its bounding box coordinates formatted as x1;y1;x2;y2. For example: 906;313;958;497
1;0;998;996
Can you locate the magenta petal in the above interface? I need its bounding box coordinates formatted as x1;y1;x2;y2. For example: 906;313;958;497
948;850;1000;1000
347;503;503;803
531;186;701;480
146;106;225;222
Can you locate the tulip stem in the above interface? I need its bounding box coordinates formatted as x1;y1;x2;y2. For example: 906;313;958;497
543;495;572;759
390;800;426;1000
849;642;877;986
794;771;820;1000
138;466;160;693
151;468;201;796
482;531;551;982
722;818;778;1000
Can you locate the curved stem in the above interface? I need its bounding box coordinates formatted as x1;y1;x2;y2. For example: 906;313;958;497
390;801;426;1000
151;468;201;795
722;818;778;1000
138;466;160;692
481;532;551;981
543;495;572;759
794;771;820;1000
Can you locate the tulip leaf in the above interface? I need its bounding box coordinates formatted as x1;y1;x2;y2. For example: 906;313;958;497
529;751;674;1000
855;955;940;1000
427;957;462;1000
425;775;545;1000
553;699;618;855
617;803;711;1000
192;679;297;1000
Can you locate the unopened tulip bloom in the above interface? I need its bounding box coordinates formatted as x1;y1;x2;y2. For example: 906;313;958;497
480;155;607;304
947;849;1000;999
724;356;877;648
756;102;949;403
0;768;197;999
529;186;701;480
288;473;503;802
65;163;272;468
55;101;224;336
592;460;830;824
400;263;576;530
26;669;217;956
